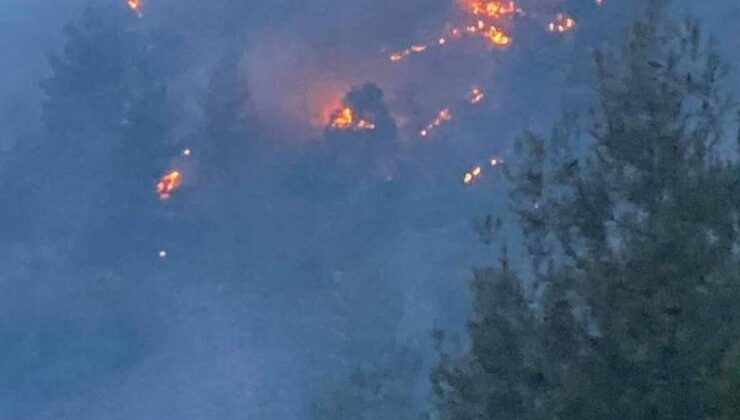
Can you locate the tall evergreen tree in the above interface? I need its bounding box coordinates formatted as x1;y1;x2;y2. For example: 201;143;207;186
433;2;740;418
35;3;173;268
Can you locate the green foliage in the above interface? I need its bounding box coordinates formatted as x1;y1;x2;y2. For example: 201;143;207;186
717;343;740;419
432;255;543;420
433;3;740;419
33;3;173;267
310;346;427;420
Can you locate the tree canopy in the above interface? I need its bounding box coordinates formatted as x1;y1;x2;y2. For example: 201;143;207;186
433;3;740;418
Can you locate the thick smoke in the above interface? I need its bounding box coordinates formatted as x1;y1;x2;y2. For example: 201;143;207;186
0;0;738;419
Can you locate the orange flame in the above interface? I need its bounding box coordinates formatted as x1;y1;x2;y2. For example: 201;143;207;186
485;25;512;46
547;14;577;33
330;106;376;131
127;0;143;16
463;158;503;184
157;170;182;200
331;107;354;129
460;1;517;18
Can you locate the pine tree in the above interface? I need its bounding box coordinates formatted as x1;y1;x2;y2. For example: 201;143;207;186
310;346;426;420
433;2;740;418
432;251;542;420
34;3;173;268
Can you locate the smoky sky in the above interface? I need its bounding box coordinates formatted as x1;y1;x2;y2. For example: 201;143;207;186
0;0;739;419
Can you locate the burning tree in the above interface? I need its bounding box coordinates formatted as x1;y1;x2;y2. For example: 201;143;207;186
433;3;740;419
36;3;172;267
325;83;397;140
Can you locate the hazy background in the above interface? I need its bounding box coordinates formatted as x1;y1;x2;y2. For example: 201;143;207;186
0;0;738;418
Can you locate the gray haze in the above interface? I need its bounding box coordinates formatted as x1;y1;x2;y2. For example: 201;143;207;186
0;0;738;418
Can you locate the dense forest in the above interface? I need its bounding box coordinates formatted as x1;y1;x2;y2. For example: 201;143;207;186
1;0;739;418
431;4;740;420
313;3;740;419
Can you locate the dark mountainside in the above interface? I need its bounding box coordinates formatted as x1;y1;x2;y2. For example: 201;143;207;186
0;0;739;419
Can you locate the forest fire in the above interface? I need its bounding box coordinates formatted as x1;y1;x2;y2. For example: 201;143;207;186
548;14;577;33
420;108;452;137
127;0;143;16
329;106;376;131
157;170;182;200
387;1;518;63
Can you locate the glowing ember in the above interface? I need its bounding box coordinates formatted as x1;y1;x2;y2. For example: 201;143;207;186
490;157;503;166
458;21;511;46
158;249;168;259
182;148;192;157
389;43;430;63
420;108;452;137
548;14;577;33
127;0;143;16
329;106;376;131
485;25;512;46
464;166;484;184
469;87;485;104
357;119;376;130
157;170;182;200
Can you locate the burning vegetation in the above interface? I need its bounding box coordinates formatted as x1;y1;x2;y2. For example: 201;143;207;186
459;0;518;18
157;170;182;200
464;157;503;184
388;1;517;62
127;0;143;16
329;106;376;131
115;0;601;256
469;87;485;104
484;25;512;46
420;108;453;137
463;166;483;184
548;14;577;33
